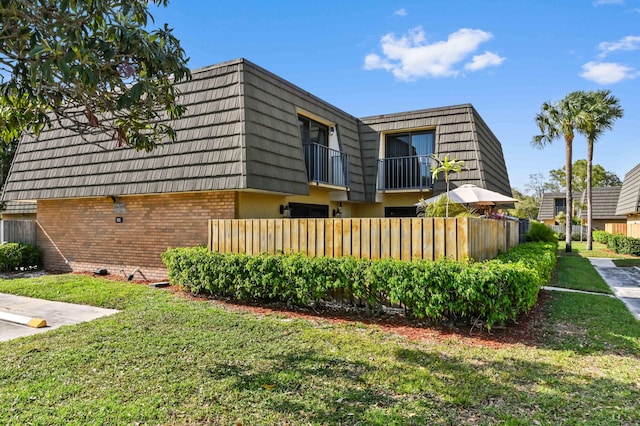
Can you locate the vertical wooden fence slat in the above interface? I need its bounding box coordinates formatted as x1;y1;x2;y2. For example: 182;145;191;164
325;219;334;257
351;219;361;258
342;219;352;257
457;217;469;259
445;218;457;259
307;219;316;256
209;219;218;251
299;219;308;255
390;218;401;260
361;218;371;259
316;219;325;256
433;218;445;259
422;218;433;260
401;219;412;261
370;218;380;260
380;218;391;259
410;218;422;260
333;219;343;257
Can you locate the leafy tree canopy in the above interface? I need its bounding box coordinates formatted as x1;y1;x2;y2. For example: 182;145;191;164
0;0;190;151
547;159;621;193
509;188;539;220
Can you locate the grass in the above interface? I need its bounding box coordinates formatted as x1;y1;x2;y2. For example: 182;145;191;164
559;241;639;259
612;258;640;267
0;274;639;425
553;250;613;294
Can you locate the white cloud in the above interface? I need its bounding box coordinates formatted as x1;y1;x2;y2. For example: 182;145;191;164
593;0;624;5
580;61;637;84
363;26;504;80
394;8;407;17
464;51;506;71
598;35;640;57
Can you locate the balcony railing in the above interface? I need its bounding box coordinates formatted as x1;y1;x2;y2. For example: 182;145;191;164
303;143;350;188
377;155;432;191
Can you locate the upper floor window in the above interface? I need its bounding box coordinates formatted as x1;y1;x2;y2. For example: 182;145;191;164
554;198;566;216
299;115;328;147
385;130;434;158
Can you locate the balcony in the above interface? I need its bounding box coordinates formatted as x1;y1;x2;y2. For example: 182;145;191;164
377;155;432;191
303;142;350;188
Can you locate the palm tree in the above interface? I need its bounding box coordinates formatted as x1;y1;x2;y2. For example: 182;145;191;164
531;92;584;252
575;90;623;250
430;154;464;218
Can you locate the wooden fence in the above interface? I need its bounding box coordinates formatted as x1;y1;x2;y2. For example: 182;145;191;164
548;224;587;235
605;223;627;236
0;220;37;246
626;222;640;238
208;217;519;262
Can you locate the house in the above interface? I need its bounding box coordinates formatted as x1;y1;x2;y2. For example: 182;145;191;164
537;187;626;230
616;163;640;238
1;58;512;280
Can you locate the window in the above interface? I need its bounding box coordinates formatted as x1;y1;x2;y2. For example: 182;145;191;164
381;130;435;189
299;115;328;147
384;206;416;217
385;130;434;158
554;198;566;216
299;115;329;183
288;202;329;218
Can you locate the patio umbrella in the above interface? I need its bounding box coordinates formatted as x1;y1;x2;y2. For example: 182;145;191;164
418;184;519;207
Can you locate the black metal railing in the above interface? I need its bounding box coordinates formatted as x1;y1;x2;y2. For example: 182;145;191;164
303;143;350;188
377;155;432;190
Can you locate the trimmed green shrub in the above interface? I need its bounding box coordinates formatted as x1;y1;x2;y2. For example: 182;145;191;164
606;234;640;256
163;241;557;330
592;230;610;244
0;242;42;272
524;222;557;242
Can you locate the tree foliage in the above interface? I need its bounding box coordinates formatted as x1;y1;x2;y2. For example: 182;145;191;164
574;89;623;250
0;0;190;151
532;91;590;252
430;154;465;218
509;188;539;220
547;159;622;192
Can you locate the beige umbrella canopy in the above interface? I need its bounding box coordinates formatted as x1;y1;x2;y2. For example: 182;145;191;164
419;184;519;207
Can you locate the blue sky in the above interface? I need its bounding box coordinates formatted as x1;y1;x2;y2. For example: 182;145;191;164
151;0;639;193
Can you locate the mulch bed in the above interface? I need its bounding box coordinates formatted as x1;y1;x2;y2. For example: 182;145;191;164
78;271;550;349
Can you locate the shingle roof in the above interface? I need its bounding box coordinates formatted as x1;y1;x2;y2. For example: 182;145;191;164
1;200;36;215
2;58;510;204
538;187;625;220
359;104;512;199
616;163;640;216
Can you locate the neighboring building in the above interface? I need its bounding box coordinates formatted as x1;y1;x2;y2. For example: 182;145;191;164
538;187;626;230
1;200;36;220
616;163;640;238
1;58;512;279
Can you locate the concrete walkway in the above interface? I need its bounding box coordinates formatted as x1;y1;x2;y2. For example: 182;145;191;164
0;293;119;342
589;258;640;321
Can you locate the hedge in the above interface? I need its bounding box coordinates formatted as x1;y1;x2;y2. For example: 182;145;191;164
162;242;557;330
0;242;42;272
593;231;640;256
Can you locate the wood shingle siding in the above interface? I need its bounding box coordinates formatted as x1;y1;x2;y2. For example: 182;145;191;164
241;61;365;200
616;164;640;216
3;60;246;200
359;104;511;198
538;188;625;221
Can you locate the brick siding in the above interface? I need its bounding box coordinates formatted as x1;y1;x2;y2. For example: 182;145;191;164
36;192;236;280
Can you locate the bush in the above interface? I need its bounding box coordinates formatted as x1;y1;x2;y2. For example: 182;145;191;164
606;234;640;256
163;242;557;330
524;222;557;242
0;242;42;272
593;230;610;244
557;232;588;241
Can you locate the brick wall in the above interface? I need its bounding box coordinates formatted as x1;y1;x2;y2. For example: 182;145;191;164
36;191;236;280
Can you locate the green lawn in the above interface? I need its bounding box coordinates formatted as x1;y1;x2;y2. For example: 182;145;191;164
0;274;638;425
559;241;638;259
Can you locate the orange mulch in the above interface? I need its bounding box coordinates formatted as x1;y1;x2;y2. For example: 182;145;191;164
77;271;550;349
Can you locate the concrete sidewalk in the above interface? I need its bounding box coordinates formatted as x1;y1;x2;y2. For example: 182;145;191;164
589;258;640;321
0;293;119;342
